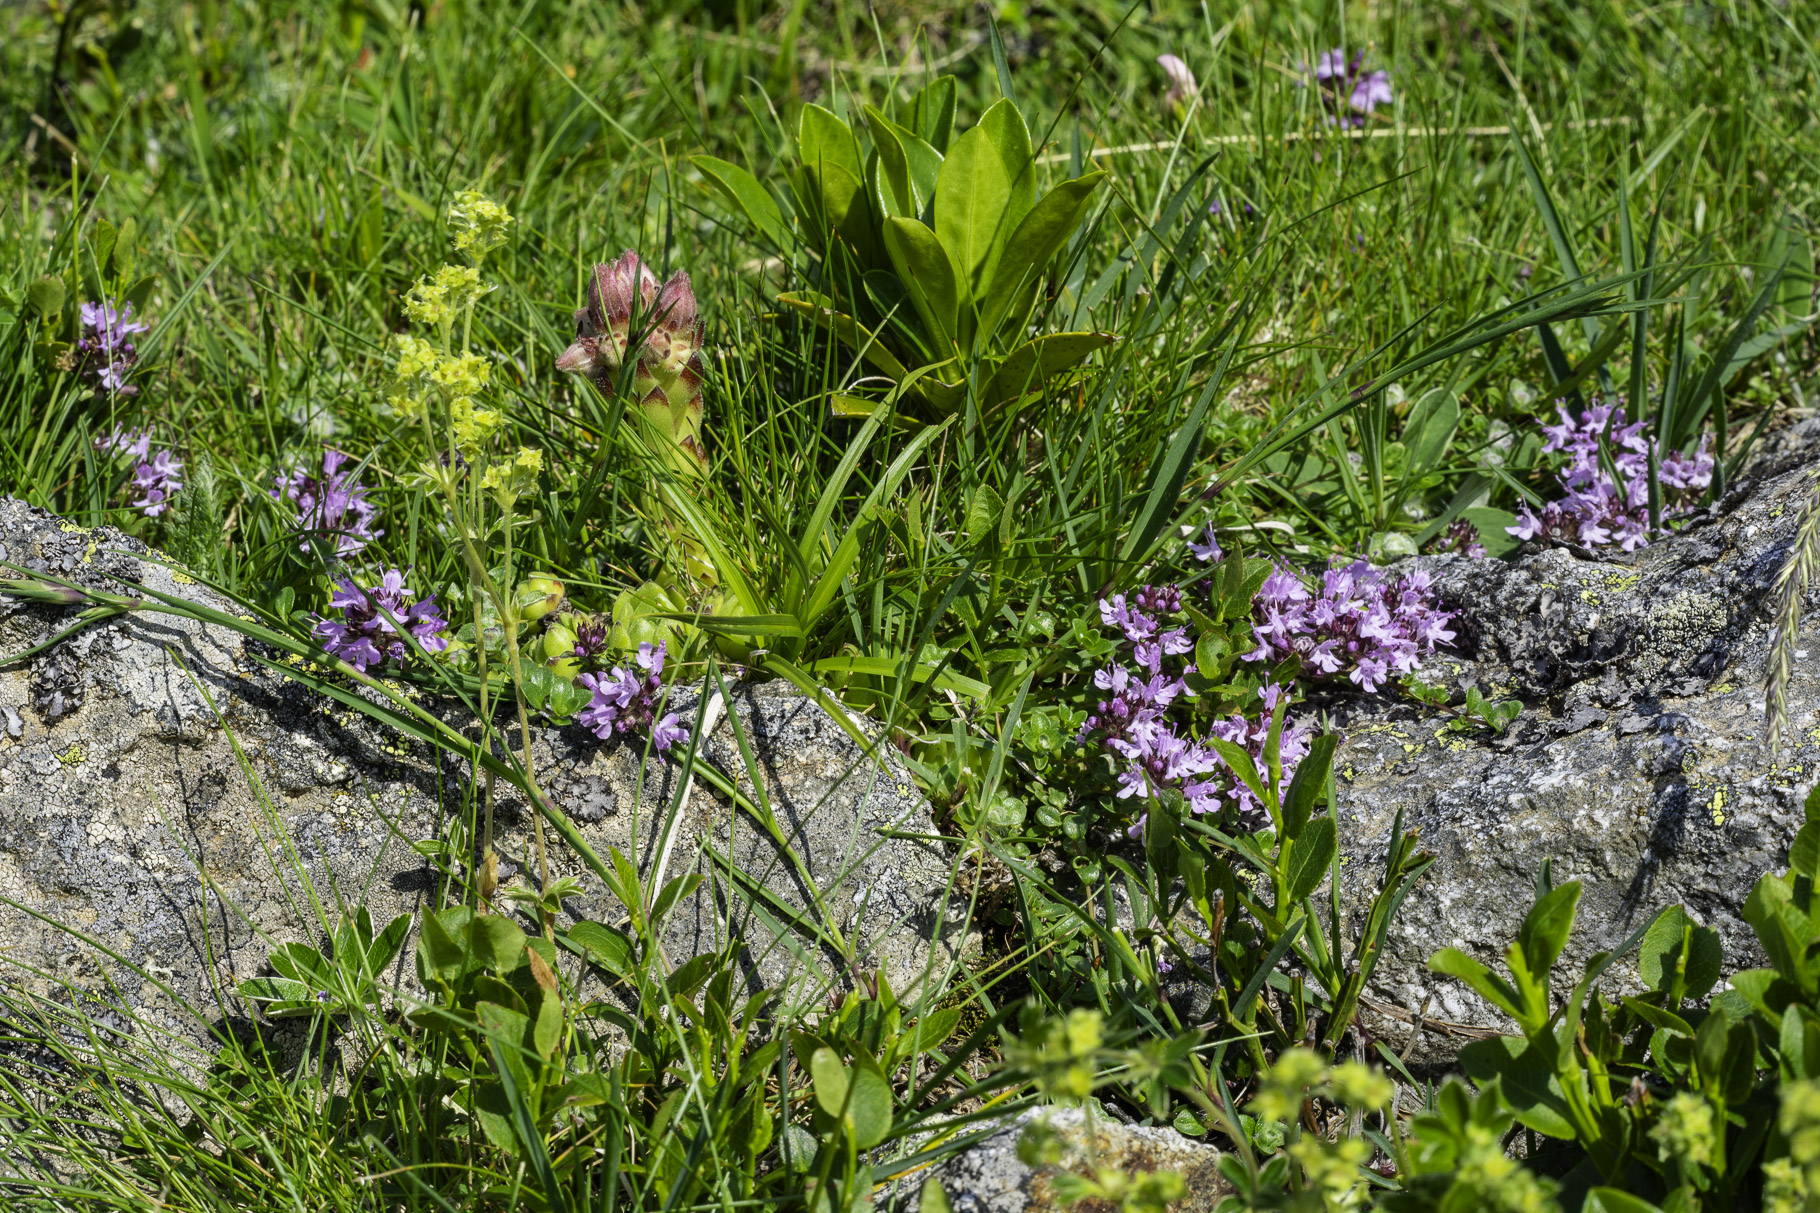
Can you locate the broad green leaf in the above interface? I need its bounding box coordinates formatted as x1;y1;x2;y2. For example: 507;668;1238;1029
691;154;789;248
367;912;412;973
864;109;918;218
1515;881;1581;992
566;921;636;976
667;952;715;997
26;275;64;318
469;913;528;974
419;907;469;983
977;172;1106;340
919;1178;955;1213
1284;815;1336;904
1428;947;1527;1023
1583;1188;1666;1213
811;1047;849;1118
1461;506;1523;559
847;1064;893;1147
1793;818;1820;879
1638;905;1723;1001
1206;738;1267;808
269;942;332;986
1281;734;1336;839
808;654;989;700
1402;389;1460;478
532;988;562;1060
881;216;962;349
909;77;957;153
965;483;1004;547
797;105;875;263
1457;1037;1576;1138
982;332;1114;408
933;98;1034;298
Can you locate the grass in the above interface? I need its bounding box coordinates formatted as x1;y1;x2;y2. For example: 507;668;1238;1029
1;0;1818;1209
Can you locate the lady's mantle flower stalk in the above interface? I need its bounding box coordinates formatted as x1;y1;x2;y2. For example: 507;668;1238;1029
77;300;149;394
1507;400;1713;551
272;447;383;556
95;427;183;516
312;570;449;672
1246;560;1456;693
576;641;686;752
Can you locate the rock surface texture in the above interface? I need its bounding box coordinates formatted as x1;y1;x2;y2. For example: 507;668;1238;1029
0;498;967;1049
1333;441;1820;1067
892;1108;1230;1213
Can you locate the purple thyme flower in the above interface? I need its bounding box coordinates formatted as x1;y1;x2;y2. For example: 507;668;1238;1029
94;426;182;516
569;617;611;660
312;569;449;672
1430;518;1486;560
576;641;683;753
1308;49;1393;127
76;300;150;396
1188;526;1223;563
1506;401;1712;552
273;447;384;557
1245;559;1454;692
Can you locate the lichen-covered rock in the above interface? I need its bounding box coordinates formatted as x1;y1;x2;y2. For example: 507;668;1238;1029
1332;443;1820;1067
892;1108;1231;1213
0;499;969;1049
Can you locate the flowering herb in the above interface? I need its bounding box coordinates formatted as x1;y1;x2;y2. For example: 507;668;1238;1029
1246;559;1456;693
312;570;450;673
95;426;183;517
76;300;149;395
1507;401;1713;551
273;447;384;556
1430;518;1487;560
1081;584;1308;828
576;641;685;753
1311;48;1393;127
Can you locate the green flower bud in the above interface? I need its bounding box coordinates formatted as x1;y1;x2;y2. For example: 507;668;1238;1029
542;620;580;679
517;574;564;622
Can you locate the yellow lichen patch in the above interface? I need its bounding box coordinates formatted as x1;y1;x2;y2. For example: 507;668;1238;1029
1710;787;1726;827
1710;683;1736;695
1604;573;1640;594
1402;743;1417;754
1579;590;1603;606
173;570;196;585
58;522;88;535
56;744;85;766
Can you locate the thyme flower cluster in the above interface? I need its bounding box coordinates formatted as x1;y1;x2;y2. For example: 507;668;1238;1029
77;300;149;394
273;447;384;556
313;570;450;673
1082;584;1309;828
1247;560;1457;693
95;427;183;517
576;642;686;753
1507;402;1714;551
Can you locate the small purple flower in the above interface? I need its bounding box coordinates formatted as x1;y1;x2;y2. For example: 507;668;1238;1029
1431;519;1486;560
1308;49;1393;127
1188;526;1223;563
95;427;182;516
76;300;150;395
570;617;611;659
312;569;449;672
1157;54;1198;111
274;448;384;557
1506;400;1711;551
1244;558;1454;687
576;641;682;753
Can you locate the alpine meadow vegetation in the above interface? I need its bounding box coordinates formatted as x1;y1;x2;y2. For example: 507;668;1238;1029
1;0;1819;1210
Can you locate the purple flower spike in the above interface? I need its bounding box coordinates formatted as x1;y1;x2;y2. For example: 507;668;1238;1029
95;427;182;515
76;299;150;395
274;447;384;557
577;641;682;753
1308;49;1392;127
312;570;448;672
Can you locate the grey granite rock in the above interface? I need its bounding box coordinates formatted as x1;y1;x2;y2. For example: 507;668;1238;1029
891;1108;1230;1213
0;498;970;1052
1331;444;1820;1067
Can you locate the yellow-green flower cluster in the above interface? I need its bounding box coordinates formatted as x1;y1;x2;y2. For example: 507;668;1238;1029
1287;1135;1372;1211
387;334;442;419
480;447;545;507
1650;1091;1716;1172
405;264;491;331
1249;1050;1395;1124
448;190;514;260
1006;1009;1103;1102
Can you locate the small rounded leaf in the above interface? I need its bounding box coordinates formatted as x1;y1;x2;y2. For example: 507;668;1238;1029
26;275;65;319
810;1047;849;1119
